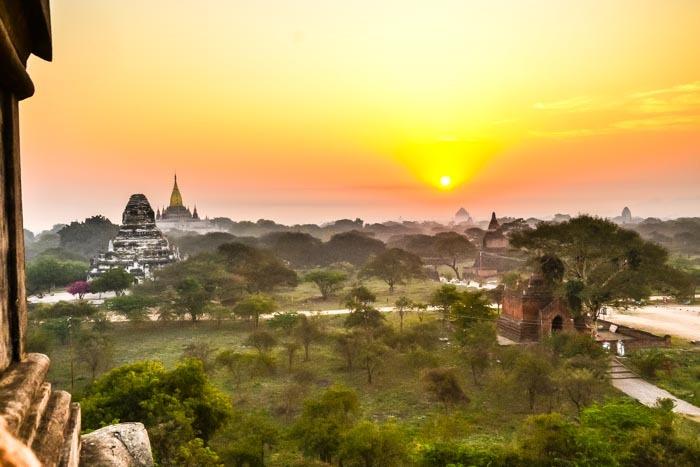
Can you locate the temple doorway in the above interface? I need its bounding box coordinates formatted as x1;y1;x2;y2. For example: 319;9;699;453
551;315;563;333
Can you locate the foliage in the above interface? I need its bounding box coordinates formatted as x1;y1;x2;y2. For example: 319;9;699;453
629;348;673;379
394;295;413;332
434;232;476;280
513;349;556;411
245;330;278;355
57;215;119;259
343;286;385;331
214;410;279;467
292;385;359;463
339;421;409;467
429;284;460;325
323;231;385;266
361;248;424;292
450;290;494;337
218;242;298;292
66;280;90;299
182;342;218;373
421;367;470;406
30;300;97;320
90;268;134;296
76;331;114;381
266;312;300;334
294;315;322;361
215;350;257;388
81;359;232;465
304;269;348;299
205;303;233;327
26;257;87;294
105;294;156;322
234;293;277;328
459;321;497;385
510;215;693;321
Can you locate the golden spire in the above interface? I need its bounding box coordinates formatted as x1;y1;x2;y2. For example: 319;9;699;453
169;173;184;207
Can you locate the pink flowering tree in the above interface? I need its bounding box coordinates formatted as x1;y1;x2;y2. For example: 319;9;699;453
66;280;90;300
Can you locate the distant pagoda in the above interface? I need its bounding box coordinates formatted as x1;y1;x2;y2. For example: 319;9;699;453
454;207;473;224
156;174;223;233
89;194;179;281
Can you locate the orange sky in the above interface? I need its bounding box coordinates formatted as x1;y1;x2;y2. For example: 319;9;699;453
19;0;700;231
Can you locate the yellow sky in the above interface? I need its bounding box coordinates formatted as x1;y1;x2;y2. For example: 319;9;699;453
20;0;700;230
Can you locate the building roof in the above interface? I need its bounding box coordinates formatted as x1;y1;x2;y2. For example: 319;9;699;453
487;212;500;230
169;174;184;207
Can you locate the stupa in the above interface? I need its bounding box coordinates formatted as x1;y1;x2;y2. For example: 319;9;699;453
89;194;179;281
156;174;223;233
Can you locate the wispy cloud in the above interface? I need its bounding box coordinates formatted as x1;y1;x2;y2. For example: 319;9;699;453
531;80;700;139
533;96;594;111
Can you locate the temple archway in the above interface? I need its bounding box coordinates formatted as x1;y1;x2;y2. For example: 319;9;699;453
551;315;563;333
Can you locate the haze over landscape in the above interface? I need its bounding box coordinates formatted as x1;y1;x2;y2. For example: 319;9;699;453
19;0;700;231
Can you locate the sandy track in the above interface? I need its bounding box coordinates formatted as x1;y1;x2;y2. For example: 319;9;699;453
604;305;700;341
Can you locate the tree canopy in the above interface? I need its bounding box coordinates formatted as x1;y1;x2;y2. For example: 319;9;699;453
361;248;424;292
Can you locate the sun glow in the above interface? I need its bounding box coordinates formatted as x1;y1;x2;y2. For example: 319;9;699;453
440;175;452;188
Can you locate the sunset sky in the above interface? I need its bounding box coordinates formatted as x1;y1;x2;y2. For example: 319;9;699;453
19;0;700;232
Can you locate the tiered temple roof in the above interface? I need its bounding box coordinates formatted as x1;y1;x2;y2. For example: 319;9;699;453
89;194;178;281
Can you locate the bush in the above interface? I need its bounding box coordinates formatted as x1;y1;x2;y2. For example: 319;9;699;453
629;349;673;379
421;368;469;406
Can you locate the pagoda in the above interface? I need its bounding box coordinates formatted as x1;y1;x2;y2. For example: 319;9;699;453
156;174;222;233
89;194;179;281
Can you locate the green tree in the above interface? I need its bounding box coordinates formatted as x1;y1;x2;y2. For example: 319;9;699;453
334;331;362;371
26;257;88;295
282;341;301;370
233;293;277;328
361;248;424;292
81;359;232;465
421;367;469;407
205;303;233;327
90;267;134;296
294;315;322;361
266;311;300;335
557;367;603;414
215;411;279;467
510;215;693;323
292;385;359;463
76;330;114;381
358;339;387;384
344;286;385;331
394;296;413;332
305;269;348;300
450;290;493;336
215;350;256;388
174;438;223;467
513;350;556;411
339;421;409;467
459;321;497;385
434;232;476;280
182;342;218;373
171;277;210;322
218;242;298;292
105;294;156;322
245;330;278;356
430;284;460;326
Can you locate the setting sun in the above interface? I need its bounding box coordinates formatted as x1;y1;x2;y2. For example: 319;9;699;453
440;175;452;188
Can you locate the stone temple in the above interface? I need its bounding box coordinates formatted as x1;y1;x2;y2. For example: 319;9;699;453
89;194;179;281
156;174;224;233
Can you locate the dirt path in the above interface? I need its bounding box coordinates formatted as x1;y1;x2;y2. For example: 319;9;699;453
609;359;700;419
604;304;700;341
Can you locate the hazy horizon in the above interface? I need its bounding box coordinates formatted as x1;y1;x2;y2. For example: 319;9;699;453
19;0;700;232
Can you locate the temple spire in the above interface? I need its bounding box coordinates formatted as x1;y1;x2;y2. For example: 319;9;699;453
169;173;184;207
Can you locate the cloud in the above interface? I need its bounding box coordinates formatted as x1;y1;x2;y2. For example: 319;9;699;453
533;96;594;111
612;115;699;130
629;81;700;114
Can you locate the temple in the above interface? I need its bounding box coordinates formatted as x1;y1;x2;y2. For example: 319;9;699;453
156;175;223;233
454;207;473;224
89;194;179;281
497;274;577;342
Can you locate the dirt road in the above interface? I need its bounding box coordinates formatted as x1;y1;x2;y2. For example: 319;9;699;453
605;304;700;341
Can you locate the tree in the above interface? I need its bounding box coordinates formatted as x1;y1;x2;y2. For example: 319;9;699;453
513;350;556;411
334;331;362;371
361;248;424;292
282;341;301;370
215;350;256;388
450;290;493;337
57;215;119;259
26;257;87;295
459;321;497;385
394;296;413;332
261;231;324;268
266;312;300;335
90;268;134;296
218;242;298;292
305;269;347;300
421;368;469;407
343;286;385;331
339;421;409;467
105;294;156;322
76;331;113;381
233;293;277;328
174;438;223;467
215;411;279;467
323;231;386;266
358;339;387;384
434;232;476;280
245;330;277;356
292;385;359;463
172;277;209;322
557;367;602;414
430;284;460;326
66;280;90;299
294;315;322;361
510;215;693;324
205;304;232;327
182;342;218;373
81;359;232;465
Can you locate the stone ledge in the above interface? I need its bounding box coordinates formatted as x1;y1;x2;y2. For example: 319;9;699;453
80;423;154;467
